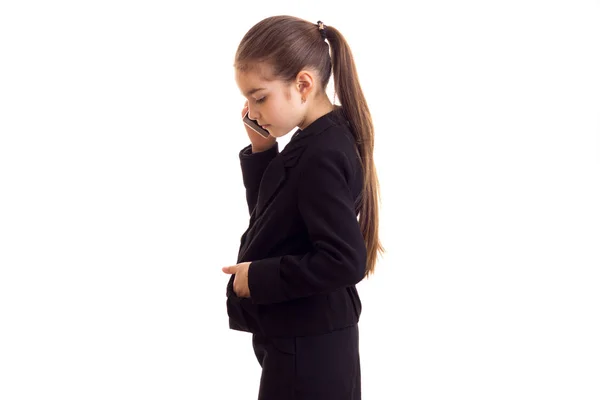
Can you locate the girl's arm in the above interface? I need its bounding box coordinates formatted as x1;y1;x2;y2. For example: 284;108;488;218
239;142;279;215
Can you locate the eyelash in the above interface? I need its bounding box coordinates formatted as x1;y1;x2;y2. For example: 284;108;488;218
255;97;266;104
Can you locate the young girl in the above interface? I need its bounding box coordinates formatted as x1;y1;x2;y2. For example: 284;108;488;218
222;15;384;400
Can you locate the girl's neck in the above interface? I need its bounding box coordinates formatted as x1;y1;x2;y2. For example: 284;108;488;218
298;96;335;130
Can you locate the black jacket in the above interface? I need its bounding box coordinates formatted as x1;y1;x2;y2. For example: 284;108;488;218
225;106;366;337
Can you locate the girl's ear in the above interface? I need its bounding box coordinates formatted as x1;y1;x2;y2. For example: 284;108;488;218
295;70;315;98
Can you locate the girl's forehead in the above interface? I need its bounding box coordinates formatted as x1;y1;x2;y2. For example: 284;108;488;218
237;63;274;81
236;69;264;85
236;68;281;95
237;73;266;95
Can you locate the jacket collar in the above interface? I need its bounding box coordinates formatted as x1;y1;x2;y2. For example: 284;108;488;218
285;105;347;150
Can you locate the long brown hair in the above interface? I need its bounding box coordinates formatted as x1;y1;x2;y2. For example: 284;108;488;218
234;15;384;278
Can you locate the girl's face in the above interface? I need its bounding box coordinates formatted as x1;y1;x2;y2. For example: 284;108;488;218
235;65;304;138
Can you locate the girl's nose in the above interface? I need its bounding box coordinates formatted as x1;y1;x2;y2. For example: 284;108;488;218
248;105;259;121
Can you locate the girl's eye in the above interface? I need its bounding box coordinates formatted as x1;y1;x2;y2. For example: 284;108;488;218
255;97;266;104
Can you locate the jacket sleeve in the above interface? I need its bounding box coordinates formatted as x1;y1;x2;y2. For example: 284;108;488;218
239;142;279;216
247;148;367;305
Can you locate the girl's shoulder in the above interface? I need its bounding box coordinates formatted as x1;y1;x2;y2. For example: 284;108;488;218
297;125;361;180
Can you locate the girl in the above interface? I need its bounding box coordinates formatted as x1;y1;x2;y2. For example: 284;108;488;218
222;15;384;400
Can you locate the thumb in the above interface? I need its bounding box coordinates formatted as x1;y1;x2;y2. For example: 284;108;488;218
222;265;237;274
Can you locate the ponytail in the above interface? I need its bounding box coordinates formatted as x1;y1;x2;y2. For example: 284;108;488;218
326;25;385;278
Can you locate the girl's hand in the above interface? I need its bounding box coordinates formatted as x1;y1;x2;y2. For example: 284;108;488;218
241;101;276;151
222;261;252;298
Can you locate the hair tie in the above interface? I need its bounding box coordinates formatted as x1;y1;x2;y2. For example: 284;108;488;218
317;20;327;40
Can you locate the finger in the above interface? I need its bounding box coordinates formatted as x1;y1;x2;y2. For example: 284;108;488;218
222;266;237;274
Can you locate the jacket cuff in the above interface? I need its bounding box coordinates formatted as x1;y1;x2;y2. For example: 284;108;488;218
247;257;285;305
239;142;279;188
239;142;278;159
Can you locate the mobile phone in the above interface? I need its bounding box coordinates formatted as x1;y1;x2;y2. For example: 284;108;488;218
243;110;271;138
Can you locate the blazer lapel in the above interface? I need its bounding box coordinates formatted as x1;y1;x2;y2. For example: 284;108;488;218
236;143;306;263
254;144;306;218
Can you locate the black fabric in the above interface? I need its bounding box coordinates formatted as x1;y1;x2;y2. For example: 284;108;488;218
252;324;361;400
226;106;365;337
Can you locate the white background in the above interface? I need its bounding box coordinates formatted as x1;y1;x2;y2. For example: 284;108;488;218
1;0;599;399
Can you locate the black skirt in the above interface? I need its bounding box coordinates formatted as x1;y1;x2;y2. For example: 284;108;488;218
251;324;361;400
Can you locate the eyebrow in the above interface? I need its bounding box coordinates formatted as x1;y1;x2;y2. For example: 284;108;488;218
244;87;266;97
